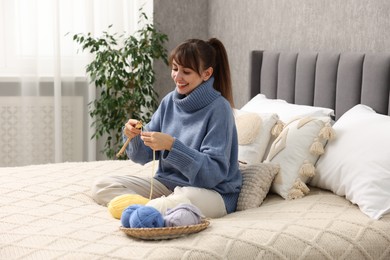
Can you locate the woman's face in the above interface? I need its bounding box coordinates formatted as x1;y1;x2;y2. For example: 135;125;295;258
171;60;211;95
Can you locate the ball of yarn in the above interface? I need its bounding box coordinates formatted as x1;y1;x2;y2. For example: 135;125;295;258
129;206;164;228
164;203;204;227
120;204;142;228
146;194;191;215
108;194;150;219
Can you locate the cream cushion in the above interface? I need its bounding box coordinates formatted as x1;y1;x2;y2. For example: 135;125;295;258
234;109;279;164
265;116;334;200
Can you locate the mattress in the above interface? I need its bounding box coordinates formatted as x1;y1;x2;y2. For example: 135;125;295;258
1;160;390;259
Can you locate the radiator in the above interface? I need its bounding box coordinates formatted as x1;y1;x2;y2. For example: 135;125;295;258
0;97;83;166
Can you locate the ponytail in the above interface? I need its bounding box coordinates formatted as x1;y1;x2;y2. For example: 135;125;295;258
169;38;235;108
207;38;234;108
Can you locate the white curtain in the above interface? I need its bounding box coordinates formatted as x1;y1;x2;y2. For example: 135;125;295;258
0;0;153;166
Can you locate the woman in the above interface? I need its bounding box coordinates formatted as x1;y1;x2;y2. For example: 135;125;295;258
91;38;241;218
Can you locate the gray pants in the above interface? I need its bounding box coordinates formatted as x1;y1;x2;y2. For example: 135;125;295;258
91;175;227;218
91;175;172;206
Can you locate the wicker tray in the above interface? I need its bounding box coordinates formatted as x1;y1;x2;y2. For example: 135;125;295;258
120;219;210;240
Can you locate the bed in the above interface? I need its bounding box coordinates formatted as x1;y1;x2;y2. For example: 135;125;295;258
1;50;390;259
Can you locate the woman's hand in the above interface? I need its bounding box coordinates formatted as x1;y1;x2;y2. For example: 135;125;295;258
124;119;142;140
141;132;174;151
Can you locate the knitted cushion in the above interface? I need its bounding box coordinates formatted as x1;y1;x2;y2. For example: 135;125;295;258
236;163;279;211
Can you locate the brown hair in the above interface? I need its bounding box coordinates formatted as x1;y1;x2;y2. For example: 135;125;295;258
169;38;234;107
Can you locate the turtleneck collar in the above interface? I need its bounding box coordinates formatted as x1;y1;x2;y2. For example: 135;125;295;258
172;77;221;112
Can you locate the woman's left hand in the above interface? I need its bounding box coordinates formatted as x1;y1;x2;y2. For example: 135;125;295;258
140;132;174;151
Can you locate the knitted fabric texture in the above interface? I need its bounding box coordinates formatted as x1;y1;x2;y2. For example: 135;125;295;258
236;163;279;211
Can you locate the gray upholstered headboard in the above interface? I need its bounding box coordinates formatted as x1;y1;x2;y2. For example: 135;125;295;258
250;51;390;119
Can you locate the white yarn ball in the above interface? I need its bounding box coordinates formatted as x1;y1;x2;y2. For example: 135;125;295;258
146;193;191;215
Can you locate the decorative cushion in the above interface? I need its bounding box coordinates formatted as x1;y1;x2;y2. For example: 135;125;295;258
234;109;280;164
236;162;279;211
310;104;390;220
265;116;334;200
241;94;335;122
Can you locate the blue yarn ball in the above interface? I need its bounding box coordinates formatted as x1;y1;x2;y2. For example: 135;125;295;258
121;204;142;228
129;206;164;228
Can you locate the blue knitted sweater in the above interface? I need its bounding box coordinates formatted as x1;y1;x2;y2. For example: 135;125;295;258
125;78;242;213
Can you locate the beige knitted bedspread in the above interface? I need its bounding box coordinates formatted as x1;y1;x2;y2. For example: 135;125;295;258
1;160;390;260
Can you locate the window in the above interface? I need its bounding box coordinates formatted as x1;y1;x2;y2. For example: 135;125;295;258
0;0;152;166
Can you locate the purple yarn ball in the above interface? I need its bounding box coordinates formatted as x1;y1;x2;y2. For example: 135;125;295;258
121;204;142;228
129;206;164;228
164;203;203;227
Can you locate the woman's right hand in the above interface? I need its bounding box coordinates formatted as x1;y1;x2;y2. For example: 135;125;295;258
124;119;142;140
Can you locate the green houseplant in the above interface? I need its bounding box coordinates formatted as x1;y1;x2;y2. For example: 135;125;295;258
73;12;168;159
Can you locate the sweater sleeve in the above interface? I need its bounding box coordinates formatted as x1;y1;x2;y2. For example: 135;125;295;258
162;104;236;189
125;134;152;165
125;101;164;164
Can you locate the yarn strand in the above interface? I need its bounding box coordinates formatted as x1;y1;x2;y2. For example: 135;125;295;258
150;150;155;200
138;122;154;200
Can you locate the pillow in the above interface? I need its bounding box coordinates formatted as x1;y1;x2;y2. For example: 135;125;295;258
241;94;335;122
265;116;334;200
234;109;280;164
310;104;390;220
236;162;279;211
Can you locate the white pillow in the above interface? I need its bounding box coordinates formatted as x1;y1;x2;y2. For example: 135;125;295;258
236;162;279;211
241;94;335;122
265;116;334;200
234;109;279;164
310;104;390;220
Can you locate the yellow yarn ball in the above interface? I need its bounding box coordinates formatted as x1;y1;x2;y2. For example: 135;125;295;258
108;194;150;219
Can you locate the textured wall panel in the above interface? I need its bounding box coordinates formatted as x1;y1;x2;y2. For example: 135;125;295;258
154;0;390;108
208;0;390;108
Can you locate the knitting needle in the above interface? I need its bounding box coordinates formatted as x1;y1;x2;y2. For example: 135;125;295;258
116;120;143;158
